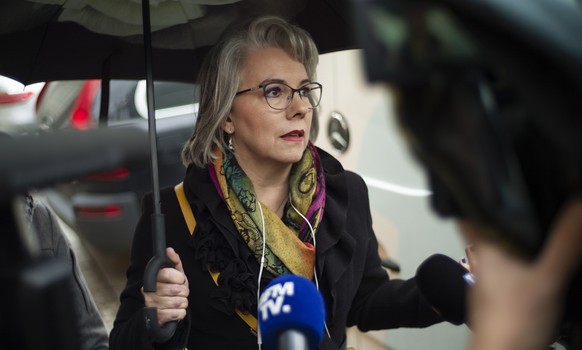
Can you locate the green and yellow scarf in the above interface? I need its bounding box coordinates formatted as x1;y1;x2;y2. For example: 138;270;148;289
209;143;325;279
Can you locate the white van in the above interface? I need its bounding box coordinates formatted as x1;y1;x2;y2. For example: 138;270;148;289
316;49;470;350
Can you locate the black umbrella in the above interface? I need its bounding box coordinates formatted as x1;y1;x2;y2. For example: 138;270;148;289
0;0;356;343
0;0;356;85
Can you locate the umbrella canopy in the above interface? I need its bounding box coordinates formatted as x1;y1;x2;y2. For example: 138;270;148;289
0;0;357;85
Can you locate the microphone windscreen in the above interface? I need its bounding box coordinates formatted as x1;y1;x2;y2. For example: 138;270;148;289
416;253;473;325
258;274;325;350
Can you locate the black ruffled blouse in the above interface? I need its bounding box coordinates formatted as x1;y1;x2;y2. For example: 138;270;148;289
183;165;276;318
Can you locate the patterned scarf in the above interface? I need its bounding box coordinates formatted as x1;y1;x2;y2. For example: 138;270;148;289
209;143;325;278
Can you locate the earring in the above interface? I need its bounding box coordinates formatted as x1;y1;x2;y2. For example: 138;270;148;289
228;134;235;152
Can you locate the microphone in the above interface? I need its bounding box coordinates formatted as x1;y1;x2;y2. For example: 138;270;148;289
258;274;325;350
415;253;475;325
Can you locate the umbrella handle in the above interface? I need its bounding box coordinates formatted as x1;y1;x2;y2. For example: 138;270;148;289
143;256;178;342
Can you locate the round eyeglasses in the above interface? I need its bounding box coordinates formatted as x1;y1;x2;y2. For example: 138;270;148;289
235;81;322;110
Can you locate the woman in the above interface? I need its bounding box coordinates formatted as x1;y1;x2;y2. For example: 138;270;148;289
109;16;444;350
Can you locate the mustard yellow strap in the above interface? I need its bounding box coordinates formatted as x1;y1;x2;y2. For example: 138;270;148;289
174;182;258;333
175;182;196;235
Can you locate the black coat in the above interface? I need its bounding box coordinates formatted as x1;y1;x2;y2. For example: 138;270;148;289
109;147;443;350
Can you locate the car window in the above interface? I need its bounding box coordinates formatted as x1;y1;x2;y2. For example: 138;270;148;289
38;79;199;129
133;80;199;120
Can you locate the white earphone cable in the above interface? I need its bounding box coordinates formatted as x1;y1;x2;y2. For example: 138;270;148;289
289;197;332;339
257;202;266;348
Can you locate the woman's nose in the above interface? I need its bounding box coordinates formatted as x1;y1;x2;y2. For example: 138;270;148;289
286;92;309;118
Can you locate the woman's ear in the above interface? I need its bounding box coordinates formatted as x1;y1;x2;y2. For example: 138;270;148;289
224;115;234;134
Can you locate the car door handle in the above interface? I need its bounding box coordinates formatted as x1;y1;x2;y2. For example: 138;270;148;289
381;257;401;272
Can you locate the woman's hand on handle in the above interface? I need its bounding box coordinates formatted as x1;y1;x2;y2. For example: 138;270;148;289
142;247;189;325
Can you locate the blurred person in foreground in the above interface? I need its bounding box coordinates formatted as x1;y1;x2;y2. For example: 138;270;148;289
22;193;110;350
0;131;109;349
461;203;582;350
353;0;582;348
109;15;462;350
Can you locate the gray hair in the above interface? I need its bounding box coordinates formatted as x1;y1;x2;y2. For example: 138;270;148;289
181;15;320;168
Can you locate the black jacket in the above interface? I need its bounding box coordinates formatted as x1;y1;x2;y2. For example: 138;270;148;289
109;147;443;350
